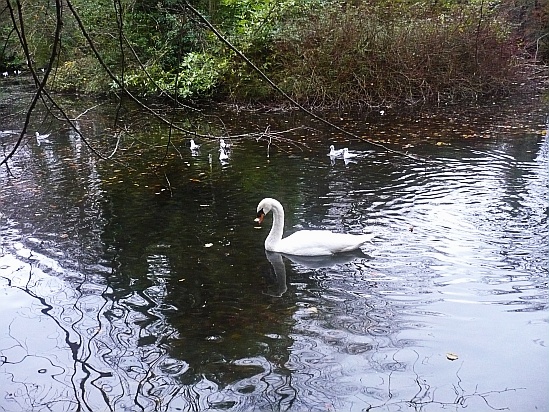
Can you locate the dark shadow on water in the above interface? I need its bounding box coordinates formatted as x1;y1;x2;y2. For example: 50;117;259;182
264;249;371;297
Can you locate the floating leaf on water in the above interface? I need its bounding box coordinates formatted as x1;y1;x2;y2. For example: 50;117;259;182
446;352;459;361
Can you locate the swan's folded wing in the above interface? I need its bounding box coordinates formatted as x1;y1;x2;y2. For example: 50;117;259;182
277;230;374;256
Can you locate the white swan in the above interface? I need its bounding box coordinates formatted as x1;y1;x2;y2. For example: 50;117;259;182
328;145;344;157
255;198;374;256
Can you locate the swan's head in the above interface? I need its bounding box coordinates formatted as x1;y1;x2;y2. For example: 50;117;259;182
329;145;335;150
255;198;277;225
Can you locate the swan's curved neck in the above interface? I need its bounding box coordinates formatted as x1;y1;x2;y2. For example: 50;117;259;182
265;202;284;251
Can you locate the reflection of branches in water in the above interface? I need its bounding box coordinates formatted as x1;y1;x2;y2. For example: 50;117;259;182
0;263;113;411
362;349;523;411
281;255;524;412
2;262;182;411
3;318;77;411
2;248;525;412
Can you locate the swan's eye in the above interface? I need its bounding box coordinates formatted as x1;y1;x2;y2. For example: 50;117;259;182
255;210;265;224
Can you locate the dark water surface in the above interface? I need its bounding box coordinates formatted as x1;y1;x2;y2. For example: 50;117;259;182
1;84;548;411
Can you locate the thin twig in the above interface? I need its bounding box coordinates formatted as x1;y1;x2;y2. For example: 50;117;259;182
106;131;122;159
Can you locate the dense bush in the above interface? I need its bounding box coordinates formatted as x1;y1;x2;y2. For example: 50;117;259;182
268;1;519;106
1;0;546;105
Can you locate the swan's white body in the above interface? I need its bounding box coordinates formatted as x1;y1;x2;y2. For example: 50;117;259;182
328;145;344;157
256;198;374;256
343;148;357;159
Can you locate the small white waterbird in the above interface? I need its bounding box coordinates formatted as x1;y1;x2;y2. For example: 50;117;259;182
343;148;358;159
220;139;231;150
328;145;344;157
219;147;229;161
35;131;52;146
190;139;200;151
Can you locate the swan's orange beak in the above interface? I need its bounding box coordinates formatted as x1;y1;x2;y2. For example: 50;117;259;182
255;210;265;225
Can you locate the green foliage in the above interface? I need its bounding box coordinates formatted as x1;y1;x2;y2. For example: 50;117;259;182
122;52;228;98
207;0;323;99
0;1;58;70
1;0;544;102
52;58;112;93
111;0;319;100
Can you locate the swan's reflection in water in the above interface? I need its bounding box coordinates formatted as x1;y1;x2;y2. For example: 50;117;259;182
264;251;288;297
264;250;369;296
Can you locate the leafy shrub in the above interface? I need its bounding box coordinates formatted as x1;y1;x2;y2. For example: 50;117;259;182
122;52;228;98
52;58;112;93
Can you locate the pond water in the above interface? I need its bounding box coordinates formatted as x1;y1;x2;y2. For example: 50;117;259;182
1;82;548;411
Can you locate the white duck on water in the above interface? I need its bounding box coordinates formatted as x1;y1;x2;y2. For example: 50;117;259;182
255;198;374;256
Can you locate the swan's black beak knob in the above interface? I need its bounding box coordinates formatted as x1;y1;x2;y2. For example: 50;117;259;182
255;210;265;225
